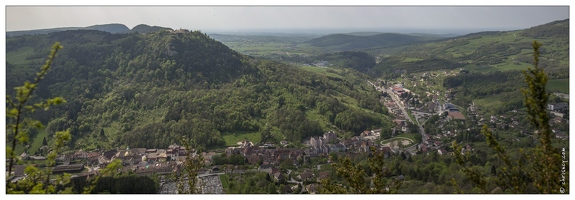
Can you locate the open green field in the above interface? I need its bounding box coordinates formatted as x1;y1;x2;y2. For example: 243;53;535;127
473;95;504;115
6;46;36;65
220;174;230;193
222;131;260;147
28;129;48;155
462;62;532;73
318;163;332;170
493;62;532;72
443;35;506;56
547;79;569;94
299;65;344;78
474;95;502;108
332;91;359;107
12;129;47;155
305;110;331;130
403;57;424;62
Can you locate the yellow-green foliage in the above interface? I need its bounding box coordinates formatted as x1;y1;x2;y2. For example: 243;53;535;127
452;41;566;194
319;146;402;194
5;42;75;194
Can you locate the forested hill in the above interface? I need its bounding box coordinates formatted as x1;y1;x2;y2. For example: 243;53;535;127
6;29;392;151
369;19;569;79
367;19;569;115
520;18;568;38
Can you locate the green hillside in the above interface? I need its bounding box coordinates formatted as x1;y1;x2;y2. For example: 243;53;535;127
370;19;569;114
372;19;568;78
304;33;431;51
6;29;392;151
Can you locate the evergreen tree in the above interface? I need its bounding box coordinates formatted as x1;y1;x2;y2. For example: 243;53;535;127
452;41;564;194
491;165;497;176
318;146;402;194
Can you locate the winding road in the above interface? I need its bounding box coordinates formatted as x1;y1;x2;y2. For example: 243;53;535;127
367;80;428;151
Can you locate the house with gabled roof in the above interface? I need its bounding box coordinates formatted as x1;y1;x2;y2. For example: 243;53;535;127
273;172;286;182
280;184;293;194
102;149;117;160
298;172;313;181
306;184;318;194
271;167;280;175
380;146;392;158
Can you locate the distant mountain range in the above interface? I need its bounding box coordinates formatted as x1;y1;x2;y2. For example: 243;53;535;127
7;23;173;37
303;32;441;51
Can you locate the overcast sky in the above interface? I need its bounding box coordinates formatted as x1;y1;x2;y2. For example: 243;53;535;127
4;6;570;33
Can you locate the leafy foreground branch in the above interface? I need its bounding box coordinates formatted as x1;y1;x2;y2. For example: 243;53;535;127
452;41;566;194
175;137;205;194
319;146;402;194
5;43;121;194
5;43;72;194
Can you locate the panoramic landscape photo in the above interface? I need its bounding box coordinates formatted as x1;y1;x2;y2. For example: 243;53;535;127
3;5;571;194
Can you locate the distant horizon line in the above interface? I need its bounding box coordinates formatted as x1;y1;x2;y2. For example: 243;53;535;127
7;17;569;35
5;25;529;35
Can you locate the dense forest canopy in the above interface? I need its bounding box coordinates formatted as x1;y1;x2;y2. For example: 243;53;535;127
6;29;391;150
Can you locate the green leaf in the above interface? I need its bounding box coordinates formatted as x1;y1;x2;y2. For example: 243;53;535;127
7;108;18;117
30;120;44;129
16;131;29;143
6;147;13;157
24;165;40;174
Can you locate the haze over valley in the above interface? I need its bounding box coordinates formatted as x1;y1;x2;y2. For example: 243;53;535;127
4;6;570;195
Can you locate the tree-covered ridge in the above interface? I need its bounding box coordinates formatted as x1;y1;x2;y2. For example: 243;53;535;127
363;19;568;114
520;19;569;38
369;19;568;76
6;29;392;151
304;33;429;51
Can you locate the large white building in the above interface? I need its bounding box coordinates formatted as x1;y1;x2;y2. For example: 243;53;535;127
310;130;339;152
310;137;324;149
323;130;336;143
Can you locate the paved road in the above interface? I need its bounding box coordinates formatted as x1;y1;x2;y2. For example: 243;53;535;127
368;80;427;149
368;80;414;124
380;137;417;155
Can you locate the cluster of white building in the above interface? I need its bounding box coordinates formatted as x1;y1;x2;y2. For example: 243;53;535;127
309;130;337;149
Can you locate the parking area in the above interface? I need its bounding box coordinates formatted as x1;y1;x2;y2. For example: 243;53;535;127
159;175;223;194
200;175;223;194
